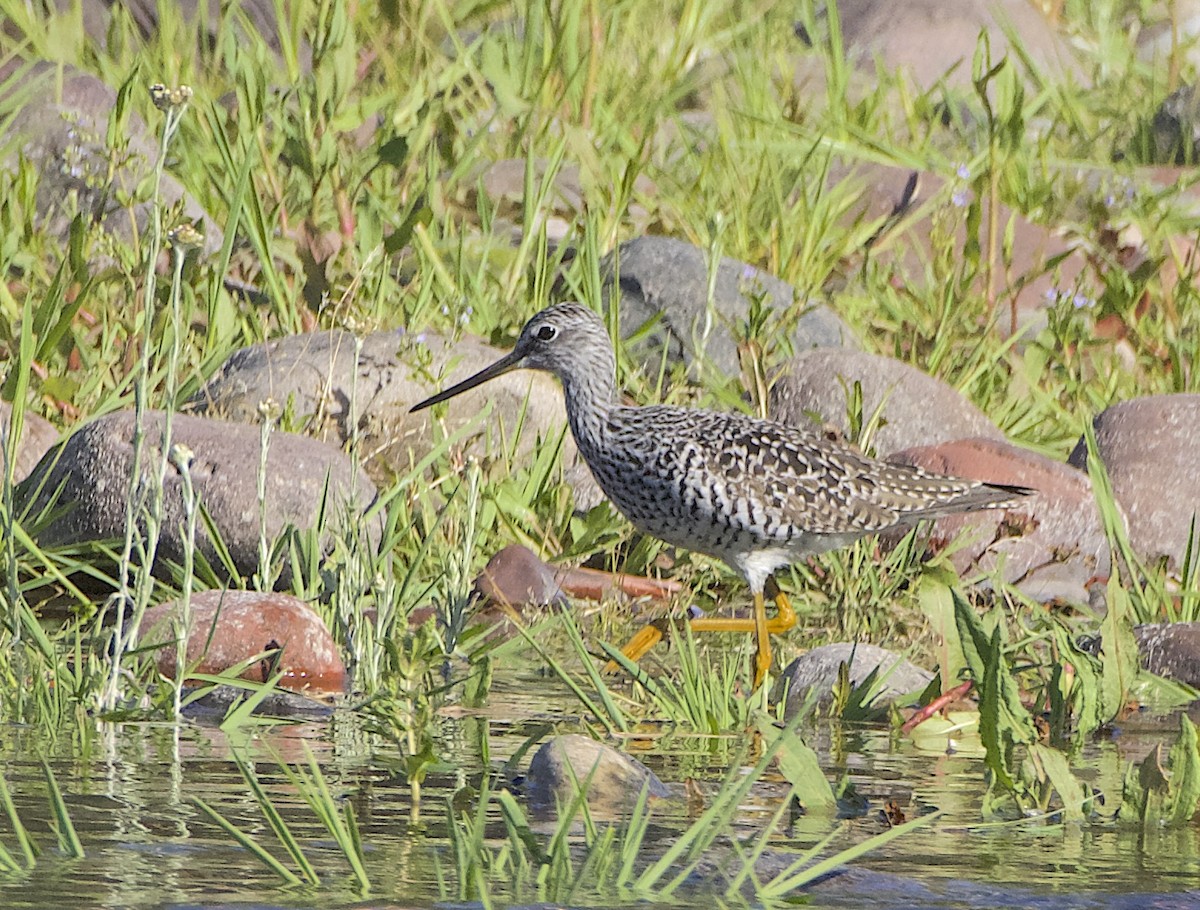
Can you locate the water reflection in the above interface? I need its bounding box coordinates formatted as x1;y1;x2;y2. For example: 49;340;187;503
0;670;1197;909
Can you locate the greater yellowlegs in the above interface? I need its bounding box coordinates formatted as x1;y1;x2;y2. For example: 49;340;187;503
411;302;1029;687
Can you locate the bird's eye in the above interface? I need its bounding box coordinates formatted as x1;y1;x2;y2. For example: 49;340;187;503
535;325;558;342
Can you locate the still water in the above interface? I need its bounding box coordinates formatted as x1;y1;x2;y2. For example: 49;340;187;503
0;669;1198;909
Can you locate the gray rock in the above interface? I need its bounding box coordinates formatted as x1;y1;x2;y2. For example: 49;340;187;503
121;0;308;67
180;684;336;721
1068;394;1200;568
3;1;112;50
526;734;670;814
891;437;1112;604
778;643;933;718
1145;84;1200;165
187;328;603;509
468;159;657;244
2;62;222;258
0;402;59;484
597;236;856;378
768;348;1002;456
1139;2;1200;72
1134;623;1200;688
16;410;378;582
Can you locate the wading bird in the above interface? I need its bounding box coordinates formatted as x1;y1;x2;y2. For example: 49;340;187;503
411;303;1028;688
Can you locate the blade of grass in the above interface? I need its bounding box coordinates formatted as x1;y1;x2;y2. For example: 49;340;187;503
192;796;304;886
0;772;37;869
42;761;83;859
230;750;320;885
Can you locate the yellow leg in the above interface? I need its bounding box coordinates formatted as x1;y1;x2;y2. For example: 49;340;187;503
752;589;771;688
684;579;796;634
605;577;796;687
690;590;771;688
765;577;796;634
603;622;664;673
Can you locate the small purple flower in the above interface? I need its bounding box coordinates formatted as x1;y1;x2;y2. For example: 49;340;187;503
414;332;427;345
956;163;970;180
951;189;970;208
1043;288;1058;303
1071;293;1094;310
740;264;758;283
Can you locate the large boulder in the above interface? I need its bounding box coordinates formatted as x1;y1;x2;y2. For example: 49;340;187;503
17;410;379;582
1069;394;1200;568
2;61;222;257
596;236;857;378
778;643;934;720
768;347;1003;455
890;437;1112;603
834;0;1084;89
0;402;58;484
188;328;603;508
525;734;670;815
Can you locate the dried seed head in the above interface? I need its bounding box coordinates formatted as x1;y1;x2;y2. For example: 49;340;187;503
167;223;205;250
169;443;195;471
257;398;281;421
150;83;194;111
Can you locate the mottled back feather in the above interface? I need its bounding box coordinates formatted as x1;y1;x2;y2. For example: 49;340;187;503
415;302;1032;588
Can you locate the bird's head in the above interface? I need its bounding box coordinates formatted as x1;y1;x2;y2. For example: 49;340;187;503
409;302;613;412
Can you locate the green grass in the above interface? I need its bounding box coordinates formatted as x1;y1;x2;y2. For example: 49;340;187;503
0;0;1199;901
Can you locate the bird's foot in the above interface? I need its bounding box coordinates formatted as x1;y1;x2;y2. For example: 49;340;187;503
603;623;664;673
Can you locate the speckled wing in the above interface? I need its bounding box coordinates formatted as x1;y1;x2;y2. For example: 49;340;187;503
618;407;1021;539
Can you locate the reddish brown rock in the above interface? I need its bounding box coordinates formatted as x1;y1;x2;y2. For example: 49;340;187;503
1069;394;1200;568
769;348;1002;456
475;545;569;609
143;590;347;694
889;437;1113;603
473;544;683;611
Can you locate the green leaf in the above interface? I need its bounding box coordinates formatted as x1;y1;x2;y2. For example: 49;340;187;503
43;761;83;859
916;573;965;688
1049;623;1104;743
1165;714;1200;825
1099;575;1140;720
954;592;1035;792
1026;744;1091;822
751;711;836;811
1121;714;1200;827
192;797;303;886
376;134;409;168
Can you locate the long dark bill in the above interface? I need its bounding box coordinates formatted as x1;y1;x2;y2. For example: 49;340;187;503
409;349;525;412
